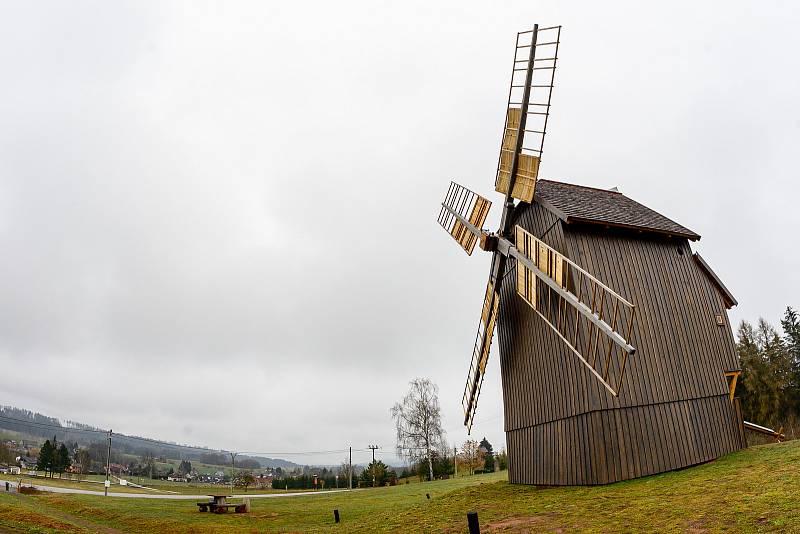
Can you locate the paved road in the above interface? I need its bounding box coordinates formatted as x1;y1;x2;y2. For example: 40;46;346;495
6;481;351;500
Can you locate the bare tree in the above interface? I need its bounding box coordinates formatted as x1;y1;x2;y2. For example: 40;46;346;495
338;459;354;485
459;440;482;475
235;470;255;492
391;378;446;482
140;450;155;479
74;448;91;476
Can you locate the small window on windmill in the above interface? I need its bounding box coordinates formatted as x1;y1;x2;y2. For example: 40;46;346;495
715;314;725;326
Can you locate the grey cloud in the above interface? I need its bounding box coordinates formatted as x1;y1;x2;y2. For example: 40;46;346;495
1;0;797;463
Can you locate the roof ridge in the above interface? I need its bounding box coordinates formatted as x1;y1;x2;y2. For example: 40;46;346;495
538;179;622;195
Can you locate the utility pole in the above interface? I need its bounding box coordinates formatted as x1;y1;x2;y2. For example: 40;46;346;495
368;445;379;487
229;452;238;494
104;430;113;497
348;446;352;490
368;444;379;464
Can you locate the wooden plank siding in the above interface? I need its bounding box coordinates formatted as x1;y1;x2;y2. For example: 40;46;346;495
497;201;745;485
505;395;744;485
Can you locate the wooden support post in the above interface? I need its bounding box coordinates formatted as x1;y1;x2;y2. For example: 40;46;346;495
467;511;480;534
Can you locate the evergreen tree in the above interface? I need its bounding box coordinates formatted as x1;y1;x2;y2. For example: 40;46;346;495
57;444;71;477
479;437;495;472
737;312;799;434
37;439;54;475
781;307;800;418
359;460;397;486
178;460;192;475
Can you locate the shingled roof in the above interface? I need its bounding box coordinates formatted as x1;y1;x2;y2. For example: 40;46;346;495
533;180;701;241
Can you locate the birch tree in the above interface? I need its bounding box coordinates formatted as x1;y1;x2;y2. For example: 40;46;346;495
390;378;446;482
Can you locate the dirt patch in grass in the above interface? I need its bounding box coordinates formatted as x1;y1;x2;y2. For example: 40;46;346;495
685;519;708;533
0;506;85;532
485;514;563;533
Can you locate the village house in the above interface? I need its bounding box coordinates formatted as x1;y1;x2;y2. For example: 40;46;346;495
16;455;38;470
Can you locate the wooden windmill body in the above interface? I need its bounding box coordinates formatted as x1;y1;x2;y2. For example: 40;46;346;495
437;26;745;485
499;182;744;485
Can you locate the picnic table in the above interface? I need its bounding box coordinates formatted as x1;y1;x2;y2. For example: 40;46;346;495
196;495;248;514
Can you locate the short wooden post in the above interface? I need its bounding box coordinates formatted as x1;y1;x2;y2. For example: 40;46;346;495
467;511;480;534
334;509;340;523
243;498;251;513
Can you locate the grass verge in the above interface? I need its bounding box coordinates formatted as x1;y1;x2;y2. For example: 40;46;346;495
1;440;797;533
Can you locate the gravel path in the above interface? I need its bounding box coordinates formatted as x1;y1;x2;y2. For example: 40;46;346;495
5;481;349;500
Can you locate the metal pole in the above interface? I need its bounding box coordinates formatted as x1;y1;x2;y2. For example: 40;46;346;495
348;447;352;490
104;430;112;497
454;446;458;478
230;452;238;494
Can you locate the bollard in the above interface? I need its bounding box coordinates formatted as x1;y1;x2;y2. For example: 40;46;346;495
334;509;340;523
5;482;8;492
467;511;480;534
243;498;251;513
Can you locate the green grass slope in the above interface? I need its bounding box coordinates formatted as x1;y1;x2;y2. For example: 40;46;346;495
1;440;798;533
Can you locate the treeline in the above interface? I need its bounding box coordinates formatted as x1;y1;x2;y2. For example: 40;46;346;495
0;406;293;469
400;450;454;481
0;407;71;439
272;465;354;490
272;461;400;489
737;306;800;438
198;452;260;469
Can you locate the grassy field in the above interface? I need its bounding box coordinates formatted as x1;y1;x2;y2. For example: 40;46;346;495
1;440;798;533
0;473;294;496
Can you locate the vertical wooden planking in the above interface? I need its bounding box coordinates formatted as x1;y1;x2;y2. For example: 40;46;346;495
494;200;744;486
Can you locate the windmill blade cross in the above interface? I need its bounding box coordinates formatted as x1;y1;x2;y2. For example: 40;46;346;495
437;182;492;255
512;225;636;396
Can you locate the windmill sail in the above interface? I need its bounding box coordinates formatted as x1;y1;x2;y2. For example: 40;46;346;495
495;26;561;203
437;181;492;255
513;225;636;396
462;279;501;432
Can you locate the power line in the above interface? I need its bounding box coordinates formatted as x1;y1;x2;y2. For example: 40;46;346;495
0;410;505;460
0;414;387;459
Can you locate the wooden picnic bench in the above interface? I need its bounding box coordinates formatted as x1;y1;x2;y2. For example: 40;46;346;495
197;495;248;514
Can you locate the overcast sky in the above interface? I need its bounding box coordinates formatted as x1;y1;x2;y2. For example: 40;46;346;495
1;1;798;466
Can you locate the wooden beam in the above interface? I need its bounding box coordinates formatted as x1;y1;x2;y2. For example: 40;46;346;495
725;371;740;402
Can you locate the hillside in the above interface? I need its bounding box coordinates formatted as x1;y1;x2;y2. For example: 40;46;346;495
0;405;299;470
1;440;797;533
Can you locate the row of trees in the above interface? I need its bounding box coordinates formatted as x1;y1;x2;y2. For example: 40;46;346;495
271;461;397;490
737;306;800;438
36;437;71;477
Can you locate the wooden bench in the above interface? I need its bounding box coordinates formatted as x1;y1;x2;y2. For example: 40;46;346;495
196;501;247;513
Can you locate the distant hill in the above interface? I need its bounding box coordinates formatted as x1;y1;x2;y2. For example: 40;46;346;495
0;405;299;469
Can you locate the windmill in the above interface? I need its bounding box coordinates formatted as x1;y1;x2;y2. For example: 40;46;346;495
437;25;746;485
